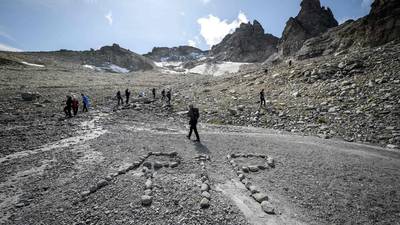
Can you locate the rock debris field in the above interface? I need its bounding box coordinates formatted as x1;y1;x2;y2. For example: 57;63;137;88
0;64;400;225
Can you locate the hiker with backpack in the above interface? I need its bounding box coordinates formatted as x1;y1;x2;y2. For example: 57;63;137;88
187;104;200;142
116;91;123;106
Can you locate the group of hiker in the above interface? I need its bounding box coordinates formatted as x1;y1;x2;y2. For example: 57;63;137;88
116;88;172;106
63;85;270;143
64;93;89;118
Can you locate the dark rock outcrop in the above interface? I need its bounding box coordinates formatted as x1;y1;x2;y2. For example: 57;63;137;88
210;20;279;62
144;46;207;62
297;0;400;59
278;0;338;56
83;43;154;71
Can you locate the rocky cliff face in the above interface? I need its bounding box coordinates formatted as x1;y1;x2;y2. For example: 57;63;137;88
83;43;154;71
144;46;207;62
297;0;400;59
278;0;338;57
210;20;279;63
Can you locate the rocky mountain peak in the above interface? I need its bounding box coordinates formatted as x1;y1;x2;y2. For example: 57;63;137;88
300;0;321;12
252;20;264;34
143;46;207;62
278;0;338;56
210;20;279;62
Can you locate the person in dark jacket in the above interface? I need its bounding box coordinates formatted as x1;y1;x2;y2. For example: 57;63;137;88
117;91;123;106
64;95;73;118
161;89;166;100
72;95;79;116
81;93;89;112
152;88;156;99
166;89;171;105
186;104;200;142
125;88;131;105
260;89;266;107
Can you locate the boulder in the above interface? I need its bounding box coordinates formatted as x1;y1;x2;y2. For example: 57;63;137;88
21;92;41;101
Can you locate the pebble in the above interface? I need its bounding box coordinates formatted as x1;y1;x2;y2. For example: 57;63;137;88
248;185;260;194
143;161;152;169
252;193;269;203
241;166;249;173
145;179;153;189
170;162;179;168
141;195;152;206
267;157;275;168
258;164;267;170
105;176;113;182
238;174;245;181
200;198;210;208
201;183;209;192
153;161;163;169
261;201;275;214
169;151;178;157
202;191;211;199
96;179;108;189
80;191;91;197
248;165;259;172
144;189;152;196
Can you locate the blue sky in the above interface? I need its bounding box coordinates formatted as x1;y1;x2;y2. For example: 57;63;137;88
0;0;373;54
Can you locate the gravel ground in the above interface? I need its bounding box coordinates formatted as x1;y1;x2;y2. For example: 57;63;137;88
1;63;400;225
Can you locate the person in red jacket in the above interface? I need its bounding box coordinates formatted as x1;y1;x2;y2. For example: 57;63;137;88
72;95;79;116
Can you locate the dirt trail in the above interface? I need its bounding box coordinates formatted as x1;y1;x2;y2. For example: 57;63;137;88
1;108;399;225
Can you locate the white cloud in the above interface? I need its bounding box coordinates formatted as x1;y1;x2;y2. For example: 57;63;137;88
197;11;249;48
361;0;373;9
188;40;197;47
202;0;211;4
0;43;22;52
0;30;16;42
180;11;185;16
105;11;113;25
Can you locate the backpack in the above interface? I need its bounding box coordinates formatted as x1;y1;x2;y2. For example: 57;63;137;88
193;108;199;120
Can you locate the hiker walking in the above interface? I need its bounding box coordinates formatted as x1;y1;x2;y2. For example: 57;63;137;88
161;89;166;101
166;89;171;105
64;95;73;118
72;95;79;116
125;88;131;105
187;104;200;142
260;89;266;107
81;93;89;112
152;88;156;99
117;91;123;106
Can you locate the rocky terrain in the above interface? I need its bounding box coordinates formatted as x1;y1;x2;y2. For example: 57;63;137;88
210;20;279;63
297;0;400;60
277;0;338;57
144;46;207;62
1;0;400;224
0;43;154;73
